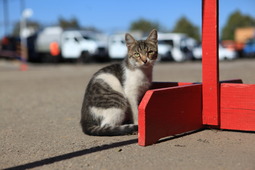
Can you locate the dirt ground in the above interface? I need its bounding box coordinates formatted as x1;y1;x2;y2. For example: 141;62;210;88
1;59;255;170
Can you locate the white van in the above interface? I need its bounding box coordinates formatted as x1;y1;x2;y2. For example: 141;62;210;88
193;44;237;60
108;31;143;59
158;33;194;62
108;33;127;59
108;31;194;62
61;30;108;62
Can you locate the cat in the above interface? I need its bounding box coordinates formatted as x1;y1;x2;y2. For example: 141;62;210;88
80;29;158;136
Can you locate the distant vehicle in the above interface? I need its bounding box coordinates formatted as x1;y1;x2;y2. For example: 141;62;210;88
61;30;108;62
243;38;255;57
35;27;108;62
157;33;195;62
193;44;237;60
108;33;127;59
219;45;237;60
157;39;173;61
35;26;62;62
0;36;20;59
192;45;202;60
108;32;195;62
108;32;143;60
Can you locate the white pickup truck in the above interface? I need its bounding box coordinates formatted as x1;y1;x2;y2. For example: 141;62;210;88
35;27;108;62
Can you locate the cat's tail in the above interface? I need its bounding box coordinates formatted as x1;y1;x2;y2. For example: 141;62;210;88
81;124;138;136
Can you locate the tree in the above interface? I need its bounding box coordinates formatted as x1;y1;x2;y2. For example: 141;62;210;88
58;17;80;29
221;10;255;40
129;18;161;33
172;16;200;41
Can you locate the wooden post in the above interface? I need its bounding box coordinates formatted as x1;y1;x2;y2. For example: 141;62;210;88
137;0;255;146
202;0;219;126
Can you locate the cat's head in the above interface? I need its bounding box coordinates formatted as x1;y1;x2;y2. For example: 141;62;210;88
125;29;158;68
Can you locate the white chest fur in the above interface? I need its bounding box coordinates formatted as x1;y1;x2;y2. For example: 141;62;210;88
124;67;152;100
123;67;152;124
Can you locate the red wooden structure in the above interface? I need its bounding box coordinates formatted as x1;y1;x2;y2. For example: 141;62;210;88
138;0;255;146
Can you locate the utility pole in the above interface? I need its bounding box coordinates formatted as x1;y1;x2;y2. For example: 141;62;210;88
19;0;33;70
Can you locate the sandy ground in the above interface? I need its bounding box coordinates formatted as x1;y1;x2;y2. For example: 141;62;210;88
0;59;255;170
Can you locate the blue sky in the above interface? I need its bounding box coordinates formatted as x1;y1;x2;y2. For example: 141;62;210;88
1;0;255;38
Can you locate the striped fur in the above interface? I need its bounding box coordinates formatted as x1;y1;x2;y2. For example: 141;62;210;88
80;29;158;136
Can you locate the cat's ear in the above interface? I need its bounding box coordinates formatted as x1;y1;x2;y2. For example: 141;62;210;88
125;33;137;48
146;29;158;44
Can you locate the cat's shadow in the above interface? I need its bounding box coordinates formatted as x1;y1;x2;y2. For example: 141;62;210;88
4;138;137;170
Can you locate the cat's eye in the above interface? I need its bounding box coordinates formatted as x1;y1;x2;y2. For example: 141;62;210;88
148;51;154;54
133;53;140;57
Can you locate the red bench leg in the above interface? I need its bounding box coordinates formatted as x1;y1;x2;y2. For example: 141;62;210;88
138;84;203;146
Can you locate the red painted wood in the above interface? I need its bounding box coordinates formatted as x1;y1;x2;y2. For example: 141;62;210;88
202;0;220;126
150;82;193;89
137;0;254;147
220;79;243;84
151;79;242;90
138;84;203;146
220;83;255;131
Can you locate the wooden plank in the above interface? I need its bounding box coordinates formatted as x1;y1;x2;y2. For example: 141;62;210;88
220;79;243;84
150;82;193;89
202;0;220;126
138;84;203;146
220;83;255;131
151;79;242;91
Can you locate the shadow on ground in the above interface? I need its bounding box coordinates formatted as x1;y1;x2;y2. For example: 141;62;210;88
4;139;137;170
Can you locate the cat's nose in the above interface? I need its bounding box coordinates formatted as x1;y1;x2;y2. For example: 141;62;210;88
141;56;148;64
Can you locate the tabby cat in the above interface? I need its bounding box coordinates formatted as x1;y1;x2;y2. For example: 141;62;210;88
80;29;158;136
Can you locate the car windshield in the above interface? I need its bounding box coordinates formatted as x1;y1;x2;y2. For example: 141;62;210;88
82;35;97;41
158;40;174;47
80;31;99;41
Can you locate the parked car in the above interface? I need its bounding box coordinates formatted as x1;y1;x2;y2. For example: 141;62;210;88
193;44;237;60
157;39;173;61
108;32;143;60
61;30;108;62
157;33;194;62
35;26;62;62
243;38;255;58
0;36;21;59
108;32;195;62
219;45;237;60
108;33;127;59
